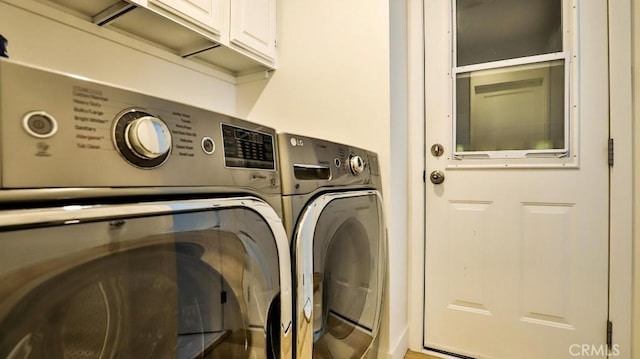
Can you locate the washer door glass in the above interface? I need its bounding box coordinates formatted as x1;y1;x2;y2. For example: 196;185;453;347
0;200;284;359
310;193;385;358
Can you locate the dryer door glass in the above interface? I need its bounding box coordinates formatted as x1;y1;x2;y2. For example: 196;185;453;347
0;200;284;359
312;193;385;358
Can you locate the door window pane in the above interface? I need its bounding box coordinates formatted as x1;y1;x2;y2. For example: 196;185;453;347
456;0;562;66
455;60;565;153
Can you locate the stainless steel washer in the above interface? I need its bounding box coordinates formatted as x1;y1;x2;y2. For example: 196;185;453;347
0;59;292;359
278;134;387;359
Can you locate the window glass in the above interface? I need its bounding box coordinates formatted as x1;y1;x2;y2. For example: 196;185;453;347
455;60;565;153
456;0;562;66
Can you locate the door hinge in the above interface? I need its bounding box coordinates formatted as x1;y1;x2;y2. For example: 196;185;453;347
607;320;613;348
221;291;227;304
423;170;426;183
608;138;614;166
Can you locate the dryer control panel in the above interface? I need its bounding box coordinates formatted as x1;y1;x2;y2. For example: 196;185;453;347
278;133;381;195
0;59;280;194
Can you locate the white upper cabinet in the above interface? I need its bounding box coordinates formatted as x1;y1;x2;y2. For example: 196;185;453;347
146;0;276;65
229;0;276;61
23;0;277;75
149;0;225;35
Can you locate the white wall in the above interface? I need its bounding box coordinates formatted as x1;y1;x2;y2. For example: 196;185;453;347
237;0;405;357
0;1;236;114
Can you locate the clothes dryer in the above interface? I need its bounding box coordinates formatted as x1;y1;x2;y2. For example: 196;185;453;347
278;134;387;359
0;59;292;358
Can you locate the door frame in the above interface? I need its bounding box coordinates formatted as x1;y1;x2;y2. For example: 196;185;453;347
406;0;634;357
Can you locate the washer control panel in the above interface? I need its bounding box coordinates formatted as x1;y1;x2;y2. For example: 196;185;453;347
0;59;280;191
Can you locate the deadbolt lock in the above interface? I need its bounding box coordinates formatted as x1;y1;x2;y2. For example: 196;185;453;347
430;143;444;157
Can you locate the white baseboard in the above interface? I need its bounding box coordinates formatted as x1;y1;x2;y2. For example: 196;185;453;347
383;326;409;359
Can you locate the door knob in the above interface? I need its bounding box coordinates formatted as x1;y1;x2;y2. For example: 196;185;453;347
429;170;445;184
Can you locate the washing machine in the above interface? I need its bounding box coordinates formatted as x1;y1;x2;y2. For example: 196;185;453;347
0;59;292;358
278;134;387;359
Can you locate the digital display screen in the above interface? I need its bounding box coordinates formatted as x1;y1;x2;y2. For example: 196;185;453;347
234;129;264;144
222;124;275;170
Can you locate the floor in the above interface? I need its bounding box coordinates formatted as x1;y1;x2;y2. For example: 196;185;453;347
404;350;440;359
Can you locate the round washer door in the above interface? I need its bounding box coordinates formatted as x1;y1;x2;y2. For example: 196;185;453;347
294;190;386;359
0;197;292;359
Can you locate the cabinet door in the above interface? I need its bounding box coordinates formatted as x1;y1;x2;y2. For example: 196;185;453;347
229;0;276;61
151;0;224;34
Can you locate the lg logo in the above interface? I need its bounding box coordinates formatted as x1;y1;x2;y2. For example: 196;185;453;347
569;344;620;357
290;137;304;147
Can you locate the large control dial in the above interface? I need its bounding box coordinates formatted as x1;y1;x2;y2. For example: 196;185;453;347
113;109;172;168
126;116;172;159
348;154;366;175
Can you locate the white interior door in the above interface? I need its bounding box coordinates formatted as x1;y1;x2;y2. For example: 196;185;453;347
423;1;610;358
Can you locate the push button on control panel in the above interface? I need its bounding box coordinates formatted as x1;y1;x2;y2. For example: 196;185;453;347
201;137;215;154
23;111;58;138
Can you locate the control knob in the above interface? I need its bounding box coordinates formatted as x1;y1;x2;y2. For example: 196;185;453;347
348;154;366;175
125;116;172;159
113;110;172;168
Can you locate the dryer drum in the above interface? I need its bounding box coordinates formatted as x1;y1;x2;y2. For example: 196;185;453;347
323;218;371;340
